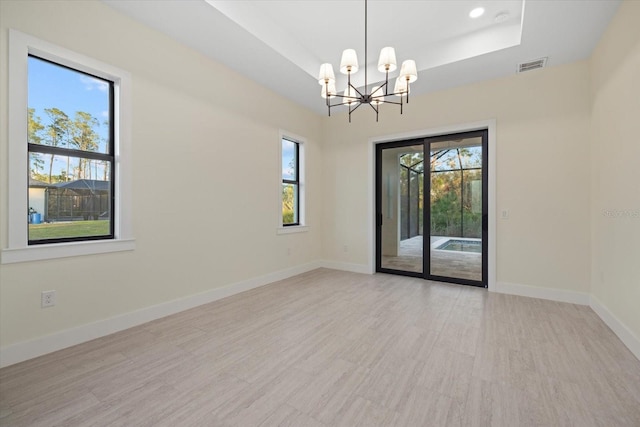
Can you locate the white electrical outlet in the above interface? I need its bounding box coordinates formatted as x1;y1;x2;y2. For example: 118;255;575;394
41;290;56;308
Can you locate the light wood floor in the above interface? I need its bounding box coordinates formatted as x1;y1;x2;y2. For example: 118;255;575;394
1;269;639;426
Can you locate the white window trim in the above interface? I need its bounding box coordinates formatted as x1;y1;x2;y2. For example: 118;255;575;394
2;29;135;264
277;130;308;235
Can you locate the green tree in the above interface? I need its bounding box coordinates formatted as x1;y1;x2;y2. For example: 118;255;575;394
429;147;482;237
71;111;100;179
28;108;45;179
28;108;44;144
282;185;295;224
44;108;70;183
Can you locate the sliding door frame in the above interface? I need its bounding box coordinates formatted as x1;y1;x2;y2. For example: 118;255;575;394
373;124;493;289
424;129;488;288
375;138;426;278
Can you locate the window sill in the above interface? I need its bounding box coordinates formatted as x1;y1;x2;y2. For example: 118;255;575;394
276;226;309;235
1;239;136;264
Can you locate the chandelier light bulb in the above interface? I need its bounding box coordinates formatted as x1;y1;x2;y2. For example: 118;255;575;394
371;85;385;105
377;47;397;72
317;63;335;85
399;60;418;83
394;77;410;97
344;87;358;104
321;81;337;98
340;49;359;74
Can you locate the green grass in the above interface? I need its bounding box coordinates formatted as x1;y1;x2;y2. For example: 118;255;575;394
29;220;110;240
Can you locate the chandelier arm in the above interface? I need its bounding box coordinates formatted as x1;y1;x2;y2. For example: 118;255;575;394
349;102;364;114
331;90;361;104
324;80;332;116
334;94;359;101
325;80;330;107
349;82;366;98
385;69;389;95
368;102;379;122
326;98;356;110
348;103;360;123
337;100;360;107
377;80;389;94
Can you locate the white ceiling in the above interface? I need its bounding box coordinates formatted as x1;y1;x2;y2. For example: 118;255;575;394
102;0;621;115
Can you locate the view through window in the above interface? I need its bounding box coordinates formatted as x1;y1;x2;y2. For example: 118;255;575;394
281;138;299;226
27;55;114;244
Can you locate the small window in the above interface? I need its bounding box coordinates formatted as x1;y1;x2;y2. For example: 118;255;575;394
28;56;115;244
282;138;300;226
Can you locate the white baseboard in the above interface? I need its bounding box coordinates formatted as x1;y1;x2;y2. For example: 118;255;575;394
493;281;639;361
4;265;638;367
0;261;322;368
319;260;373;275
493;281;591;305
590;296;640;361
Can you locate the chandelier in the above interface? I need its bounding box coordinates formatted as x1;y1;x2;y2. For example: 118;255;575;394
317;0;418;122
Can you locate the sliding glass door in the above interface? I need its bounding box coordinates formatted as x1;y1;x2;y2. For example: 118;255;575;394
376;130;488;287
377;141;424;276
427;131;487;286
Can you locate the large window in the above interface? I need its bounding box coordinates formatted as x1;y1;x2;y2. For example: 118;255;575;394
281;138;300;226
28;56;115;244
3;30;134;263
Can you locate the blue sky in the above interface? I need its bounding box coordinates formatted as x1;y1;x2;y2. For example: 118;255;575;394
282;139;297;180
28;56;111;180
28;55;110;150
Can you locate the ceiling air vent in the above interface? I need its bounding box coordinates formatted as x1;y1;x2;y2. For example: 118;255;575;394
517;57;547;73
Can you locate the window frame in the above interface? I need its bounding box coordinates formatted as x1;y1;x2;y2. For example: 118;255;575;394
2;29;135;263
27;54;116;245
282;138;300;227
277;131;308;234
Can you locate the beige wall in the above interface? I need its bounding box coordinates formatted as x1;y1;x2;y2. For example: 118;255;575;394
590;1;640;341
0;0;323;348
322;61;592;294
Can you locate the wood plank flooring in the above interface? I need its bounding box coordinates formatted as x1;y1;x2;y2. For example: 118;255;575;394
1;268;639;426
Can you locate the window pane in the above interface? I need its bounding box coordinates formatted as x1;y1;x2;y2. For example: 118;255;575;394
30;152;111;184
282;139;297;181
431;149;459;171
463;170;483;238
29;153;112;242
282;183;298;225
28;56;111;154
460;145;483;169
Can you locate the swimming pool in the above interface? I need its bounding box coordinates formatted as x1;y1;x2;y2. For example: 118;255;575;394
435;239;481;253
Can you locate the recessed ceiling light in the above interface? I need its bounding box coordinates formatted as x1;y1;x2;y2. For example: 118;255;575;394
469;7;485;18
494;11;510;23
